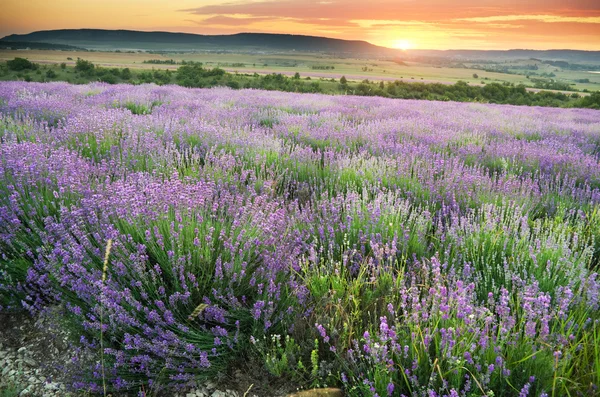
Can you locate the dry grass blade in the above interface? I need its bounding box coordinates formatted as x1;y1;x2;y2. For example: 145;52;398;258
188;303;208;320
102;239;113;283
100;239;112;397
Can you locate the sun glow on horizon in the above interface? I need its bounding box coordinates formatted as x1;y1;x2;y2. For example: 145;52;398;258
392;39;414;50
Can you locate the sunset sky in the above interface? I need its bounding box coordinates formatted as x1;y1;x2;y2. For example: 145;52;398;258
2;0;599;50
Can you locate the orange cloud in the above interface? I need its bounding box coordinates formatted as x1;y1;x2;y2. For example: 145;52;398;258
455;14;600;23
1;0;598;50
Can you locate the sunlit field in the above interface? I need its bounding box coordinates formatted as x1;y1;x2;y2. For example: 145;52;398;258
3;49;599;92
1;82;600;396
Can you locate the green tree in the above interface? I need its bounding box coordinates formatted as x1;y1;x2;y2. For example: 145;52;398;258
7;57;36;71
121;68;132;80
340;76;348;85
75;58;95;74
99;74;117;84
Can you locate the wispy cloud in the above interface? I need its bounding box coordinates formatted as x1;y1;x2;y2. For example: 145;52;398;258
455;14;600;24
196;15;273;26
350;19;432;28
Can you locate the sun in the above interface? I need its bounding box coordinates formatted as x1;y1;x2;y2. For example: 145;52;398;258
393;39;413;51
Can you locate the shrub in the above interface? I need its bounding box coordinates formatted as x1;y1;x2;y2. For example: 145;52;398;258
7;57;36;71
99;74;117;84
120;68;131;80
75;58;95;74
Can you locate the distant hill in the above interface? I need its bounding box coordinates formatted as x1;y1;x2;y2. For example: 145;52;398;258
0;29;396;55
3;29;598;63
0;41;86;51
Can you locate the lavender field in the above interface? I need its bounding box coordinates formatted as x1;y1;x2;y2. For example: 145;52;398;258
1;81;600;396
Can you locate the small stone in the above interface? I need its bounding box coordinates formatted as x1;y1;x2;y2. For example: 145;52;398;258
17;347;27;355
28;376;37;384
23;358;37;367
44;382;60;391
287;388;344;397
205;382;216;390
187;393;196;397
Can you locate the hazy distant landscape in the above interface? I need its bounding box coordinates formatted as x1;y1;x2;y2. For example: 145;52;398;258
2;29;600;93
1;2;600;397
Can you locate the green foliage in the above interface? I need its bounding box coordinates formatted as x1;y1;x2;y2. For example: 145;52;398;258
252;334;313;383
0;381;21;397
311;339;320;379
120;68;131;80
142;59;178;65
121;101;159;115
574;91;600;109
99;74;117;84
530;78;572;91
1;59;598;109
175;63;226;88
6;57;36;71
75;58;94;74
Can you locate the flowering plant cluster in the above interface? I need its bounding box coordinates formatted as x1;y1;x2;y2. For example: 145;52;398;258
0;82;599;396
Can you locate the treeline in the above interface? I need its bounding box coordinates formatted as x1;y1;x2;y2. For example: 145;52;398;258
142;59;178;65
0;40;86;51
175;63;323;93
1;57;599;109
217;62;245;67
529;78;573;91
354;80;599;108
142;59;200;65
537;59;596;71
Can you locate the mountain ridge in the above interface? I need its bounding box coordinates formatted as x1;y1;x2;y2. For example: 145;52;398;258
1;29;394;54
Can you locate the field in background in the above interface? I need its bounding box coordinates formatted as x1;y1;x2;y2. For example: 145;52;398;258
2;49;599;91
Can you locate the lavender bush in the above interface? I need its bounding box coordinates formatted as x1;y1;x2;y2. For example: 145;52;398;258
0;82;599;396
